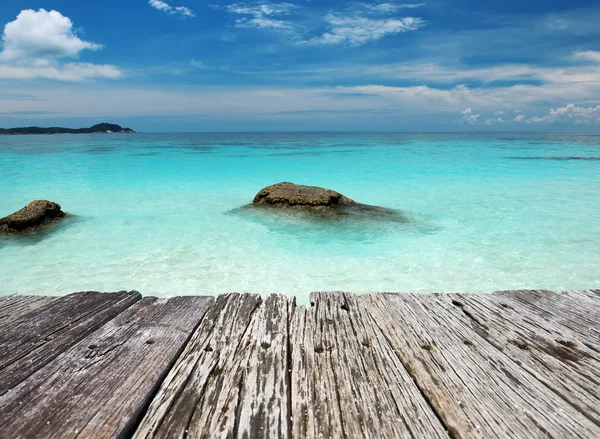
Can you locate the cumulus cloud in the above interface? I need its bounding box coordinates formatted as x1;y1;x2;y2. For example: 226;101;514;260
324;83;600;127
308;14;425;46
220;2;297;30
149;0;195;17
461;108;472;114
0;9;102;64
0;9;121;81
462;113;480;124
528;104;600;124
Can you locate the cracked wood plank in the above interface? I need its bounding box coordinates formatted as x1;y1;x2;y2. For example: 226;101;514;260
233;294;292;439
360;292;600;438
448;291;600;426
291;292;449;439
494;290;600;349
133;293;263;439
0;295;213;439
0;291;141;394
0;295;57;326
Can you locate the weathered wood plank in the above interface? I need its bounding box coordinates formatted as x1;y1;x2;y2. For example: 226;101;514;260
0;296;213;439
494;290;600;349
234;294;291;439
133;293;263;439
360;292;600;438
562;289;600;306
288;304;320;438
448;291;600;426
0;291;141;394
0;295;57;326
290;292;449;439
1;290;598;438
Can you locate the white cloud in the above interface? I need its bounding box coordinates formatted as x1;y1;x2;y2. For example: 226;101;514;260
484;117;503;125
2;82;598;130
0;63;121;81
255;61;600;119
308;14;425;46
149;0;195;18
493;110;504;115
461;107;472;114
175;6;195;17
527;104;600;124
149;0;171;12
0;9;101;63
327;82;600;125
362;3;425;14
222;2;297;30
0;9;121;81
462;112;480;124
399;3;426;8
573;50;600;63
217;2;425;44
321;61;600;87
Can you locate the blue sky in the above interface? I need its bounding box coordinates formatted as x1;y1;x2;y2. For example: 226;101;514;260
0;0;599;131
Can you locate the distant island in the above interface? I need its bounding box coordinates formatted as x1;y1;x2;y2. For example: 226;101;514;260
0;123;136;135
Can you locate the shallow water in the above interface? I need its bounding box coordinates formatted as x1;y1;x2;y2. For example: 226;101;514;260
1;132;599;303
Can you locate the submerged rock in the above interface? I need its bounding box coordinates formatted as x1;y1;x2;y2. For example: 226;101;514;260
0;200;66;235
249;182;407;221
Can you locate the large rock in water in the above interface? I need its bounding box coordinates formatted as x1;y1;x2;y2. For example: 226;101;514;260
251;182;406;220
0;200;66;235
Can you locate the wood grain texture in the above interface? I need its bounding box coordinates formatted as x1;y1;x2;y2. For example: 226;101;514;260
0;296;213;439
233;294;292;439
133;293;263;439
290;292;449;439
494;290;600;349
0;291;141;394
562;289;600;306
0;295;56;326
448;291;600;426
1;290;599;439
563;289;600;298
360;292;600;438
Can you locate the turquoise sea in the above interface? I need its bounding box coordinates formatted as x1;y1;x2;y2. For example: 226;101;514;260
1;133;599;303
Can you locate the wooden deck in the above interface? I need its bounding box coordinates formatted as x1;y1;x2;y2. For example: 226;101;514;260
0;290;599;438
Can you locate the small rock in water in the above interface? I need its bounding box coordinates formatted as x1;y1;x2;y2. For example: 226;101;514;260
248;182;407;221
0;200;66;235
